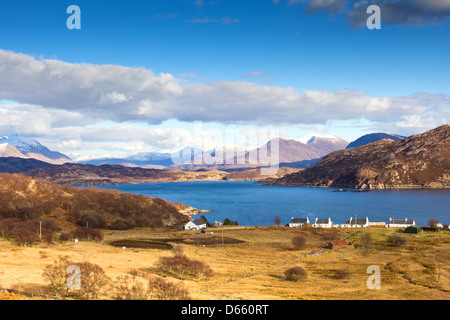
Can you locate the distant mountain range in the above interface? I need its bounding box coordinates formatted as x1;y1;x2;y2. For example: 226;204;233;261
0;131;410;175
166;135;349;171
267;125;450;189
0;135;73;165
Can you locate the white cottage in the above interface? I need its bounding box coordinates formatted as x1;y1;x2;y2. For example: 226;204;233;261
387;218;415;228
288;217;310;228
184;218;207;231
341;217;370;228
312;218;333;228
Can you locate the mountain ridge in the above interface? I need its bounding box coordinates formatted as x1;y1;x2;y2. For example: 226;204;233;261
0;135;73;165
266;125;450;189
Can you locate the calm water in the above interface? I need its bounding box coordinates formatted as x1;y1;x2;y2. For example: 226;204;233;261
99;181;450;227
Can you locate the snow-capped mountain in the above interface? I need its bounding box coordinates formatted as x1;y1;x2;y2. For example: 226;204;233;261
297;134;346;145
0;143;28;159
0;135;73;165
80;135;349;170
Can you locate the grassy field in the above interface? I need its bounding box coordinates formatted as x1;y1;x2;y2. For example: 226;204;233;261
1;226;449;300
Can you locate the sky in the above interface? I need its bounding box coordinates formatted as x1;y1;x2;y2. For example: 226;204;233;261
0;0;449;160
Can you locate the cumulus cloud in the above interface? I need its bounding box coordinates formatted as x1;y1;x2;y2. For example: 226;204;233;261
0;49;448;149
0;49;183;124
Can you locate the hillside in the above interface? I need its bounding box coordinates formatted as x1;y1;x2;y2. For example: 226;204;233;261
267;125;450;189
224;167;302;181
346;133;405;149
23;162;301;186
24;164;229;186
0;157;57;173
0;173;190;229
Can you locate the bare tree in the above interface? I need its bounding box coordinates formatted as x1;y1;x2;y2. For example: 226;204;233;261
148;276;191;300
360;232;372;248
110;275;149;300
273;216;281;226
387;234;407;247
428;218;439;228
155;250;213;281
42;256;74;298
77;261;110;300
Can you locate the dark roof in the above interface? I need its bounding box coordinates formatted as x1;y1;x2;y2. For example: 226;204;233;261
290;218;308;223
346;218;367;224
192;218;206;226
316;219;330;224
391;219;414;224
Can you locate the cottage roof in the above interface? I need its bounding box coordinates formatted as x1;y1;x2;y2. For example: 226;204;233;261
346;218;367;225
291;218;308;224
316;219;330;224
391;218;414;224
192;218;206;226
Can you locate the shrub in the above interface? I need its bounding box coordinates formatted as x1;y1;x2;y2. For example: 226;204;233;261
41;219;61;234
360;232;372;248
43;257;110;300
155;249;213;281
284;266;308;281
0;218;21;238
108;219;134;230
333;269;352;280
76;261;110;300
148;276;191;300
76;212;107;229
110;275;149;300
71;227;104;242
223;218;238;226
387;234;407;247
13;227;40;247
132;216;151;228
291;236;307;249
42;256;74;298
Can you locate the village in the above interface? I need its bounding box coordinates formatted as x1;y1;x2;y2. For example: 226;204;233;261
182;216;445;235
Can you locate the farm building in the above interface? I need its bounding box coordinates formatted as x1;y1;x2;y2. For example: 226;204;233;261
184;218;207;231
288;217;310;228
328;241;354;249
387;218;415;228
404;225;422;234
312;218;333;228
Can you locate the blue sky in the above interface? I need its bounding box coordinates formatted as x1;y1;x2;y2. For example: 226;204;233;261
0;0;449;159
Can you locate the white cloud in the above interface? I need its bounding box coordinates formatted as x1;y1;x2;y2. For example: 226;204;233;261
0;49;448;157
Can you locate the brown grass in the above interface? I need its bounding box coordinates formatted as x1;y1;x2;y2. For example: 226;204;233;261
0;227;449;300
